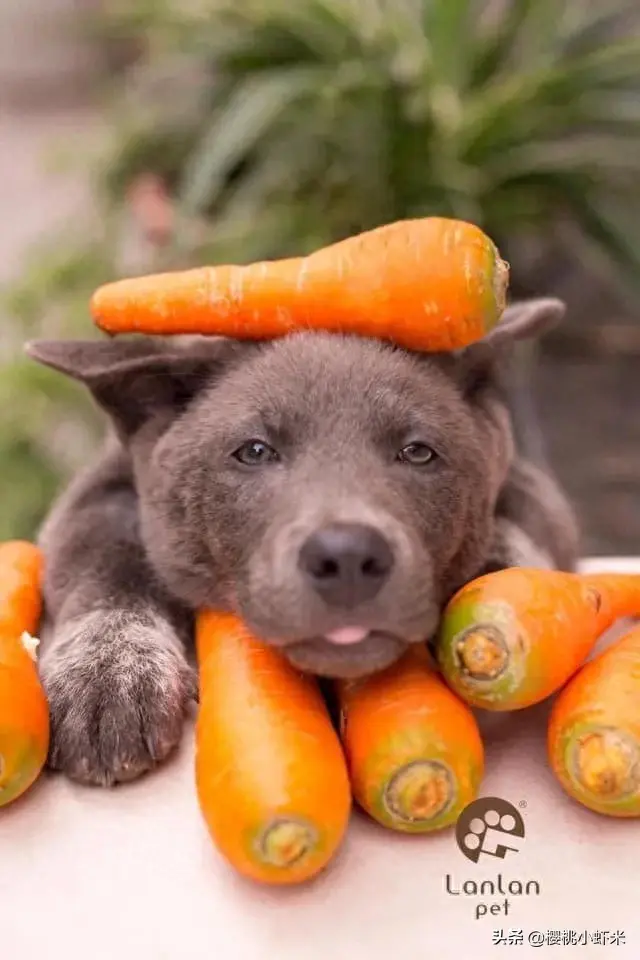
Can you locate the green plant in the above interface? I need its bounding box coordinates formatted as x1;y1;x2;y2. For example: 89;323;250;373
4;0;640;538
102;0;640;273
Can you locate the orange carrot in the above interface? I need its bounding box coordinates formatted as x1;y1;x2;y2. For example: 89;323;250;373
437;567;640;712
90;217;509;352
548;625;640;817
195;611;351;885
0;541;49;808
337;645;484;833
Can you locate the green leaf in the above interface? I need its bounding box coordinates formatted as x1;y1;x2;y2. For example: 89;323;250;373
0;437;61;541
560;2;639;56
422;0;473;88
471;0;541;86
177;66;330;216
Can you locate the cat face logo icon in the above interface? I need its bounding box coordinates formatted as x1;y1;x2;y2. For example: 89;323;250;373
455;796;525;864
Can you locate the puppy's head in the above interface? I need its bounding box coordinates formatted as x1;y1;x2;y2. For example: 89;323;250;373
28;298;564;678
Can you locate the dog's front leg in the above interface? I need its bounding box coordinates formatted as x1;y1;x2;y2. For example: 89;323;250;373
37;450;195;787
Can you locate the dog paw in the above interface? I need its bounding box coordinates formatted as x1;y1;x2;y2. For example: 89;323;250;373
40;609;196;786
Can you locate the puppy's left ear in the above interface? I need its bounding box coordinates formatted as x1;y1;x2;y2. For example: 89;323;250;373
453;297;566;395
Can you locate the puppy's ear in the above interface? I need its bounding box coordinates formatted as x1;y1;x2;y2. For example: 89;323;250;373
453;297;566;396
25;336;249;440
482;297;566;348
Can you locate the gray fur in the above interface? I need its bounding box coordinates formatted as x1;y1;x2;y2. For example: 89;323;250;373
26;298;579;786
40;609;195;785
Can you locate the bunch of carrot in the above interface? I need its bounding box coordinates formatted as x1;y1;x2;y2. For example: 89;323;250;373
2;532;640;875
195;567;640;887
437;567;640;819
195;612;483;885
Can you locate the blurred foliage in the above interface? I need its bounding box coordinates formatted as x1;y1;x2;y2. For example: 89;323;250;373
3;0;640;538
98;0;640;269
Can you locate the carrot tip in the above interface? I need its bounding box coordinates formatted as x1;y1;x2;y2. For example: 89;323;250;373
383;759;454;826
572;729;640;800
256;817;318;869
492;256;510;323
455;625;509;681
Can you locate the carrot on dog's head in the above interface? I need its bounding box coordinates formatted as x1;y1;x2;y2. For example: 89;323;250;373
90;217;509;353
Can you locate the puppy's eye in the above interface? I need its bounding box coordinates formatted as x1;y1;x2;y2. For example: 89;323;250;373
397;441;437;466
232;439;280;466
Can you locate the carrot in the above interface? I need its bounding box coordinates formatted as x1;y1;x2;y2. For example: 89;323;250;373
336;645;484;833
548;625;640;817
90;217;509;352
194;611;351;885
437;567;640;712
0;541;49;808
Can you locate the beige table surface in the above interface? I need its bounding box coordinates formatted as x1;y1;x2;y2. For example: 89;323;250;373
2;558;639;960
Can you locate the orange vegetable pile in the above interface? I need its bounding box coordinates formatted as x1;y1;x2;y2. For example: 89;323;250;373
0;540;49;808
2;553;640;873
194;612;485;884
89;217;509;353
437;567;640;820
193;569;640;886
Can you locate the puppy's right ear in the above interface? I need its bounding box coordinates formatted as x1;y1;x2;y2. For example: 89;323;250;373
26;336;249;441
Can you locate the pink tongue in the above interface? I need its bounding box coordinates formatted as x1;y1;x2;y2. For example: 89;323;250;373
324;627;369;646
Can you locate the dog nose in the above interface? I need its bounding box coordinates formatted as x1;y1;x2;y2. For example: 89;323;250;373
298;523;394;607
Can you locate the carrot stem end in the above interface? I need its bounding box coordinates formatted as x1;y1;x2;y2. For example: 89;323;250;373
383;759;454;825
455;625;509;681
256;817;318;869
491;255;510;325
572;730;640;800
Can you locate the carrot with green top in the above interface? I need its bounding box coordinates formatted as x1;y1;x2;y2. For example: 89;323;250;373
0;540;49;808
337;645;484;833
195;611;351;885
548;625;640;817
90;217;509;352
437;567;640;712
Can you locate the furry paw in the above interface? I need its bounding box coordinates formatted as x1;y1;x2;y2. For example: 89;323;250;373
40;609;196;786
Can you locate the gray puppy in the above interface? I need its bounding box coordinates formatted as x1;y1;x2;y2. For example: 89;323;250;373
26;297;579;787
